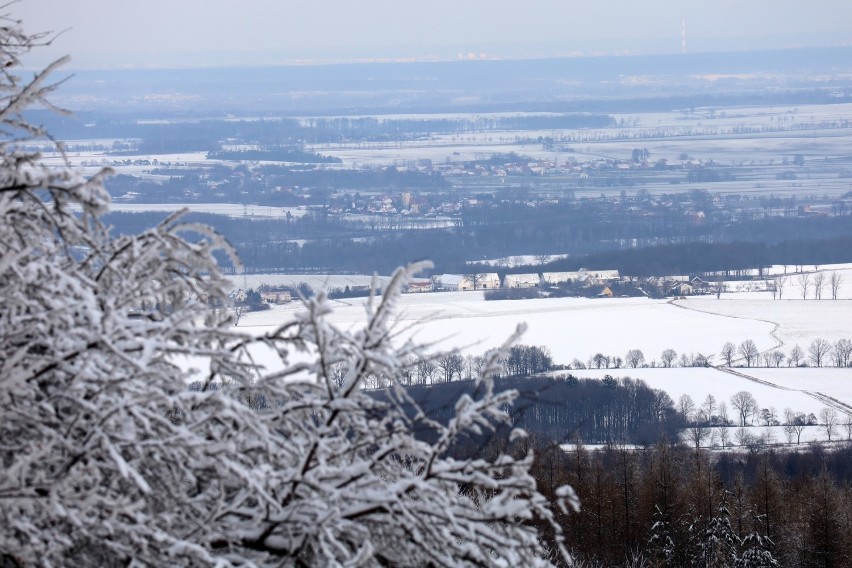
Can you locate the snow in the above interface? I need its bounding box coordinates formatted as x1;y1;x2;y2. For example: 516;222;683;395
239;293;772;362
229;273;392;292
677;296;852;346
105;202;310;219
561;367;849;417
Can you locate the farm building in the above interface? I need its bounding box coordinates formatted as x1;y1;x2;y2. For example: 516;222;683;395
435;274;463;291
542;269;619;286
405;280;434;293
503;273;541;288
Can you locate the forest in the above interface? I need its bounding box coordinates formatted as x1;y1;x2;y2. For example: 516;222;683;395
524;441;852;567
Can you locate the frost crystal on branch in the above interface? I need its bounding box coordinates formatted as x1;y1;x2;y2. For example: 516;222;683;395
0;13;572;566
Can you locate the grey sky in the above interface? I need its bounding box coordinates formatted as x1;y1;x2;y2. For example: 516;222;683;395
13;0;852;69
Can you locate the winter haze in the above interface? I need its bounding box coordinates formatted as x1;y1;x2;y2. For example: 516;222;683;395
4;1;852;566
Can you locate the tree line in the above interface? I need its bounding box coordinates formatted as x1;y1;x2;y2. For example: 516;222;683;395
521;440;852;566
396;374;685;446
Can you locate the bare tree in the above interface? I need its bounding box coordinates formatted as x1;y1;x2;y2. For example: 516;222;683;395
788;344;804;367
768;350;786;368
678;394;696;418
843;413;852;441
685;420;709;449
829;271;843;300
721;341;737;366
738;339;759;367
734;427;753;447
436;352;464;382
625;348;645;368
463;272;486;290
833;338;852;367
717;426;730;447
783;408;807;445
718;401;730;425
808;338;831;367
813;272;826;299
819;407;838;442
534;253;552;266
415;359;437;384
701;394;717;424
798;272;811;299
715;279;725;299
730;391;758;426
660;348;677;368
775;275;788;299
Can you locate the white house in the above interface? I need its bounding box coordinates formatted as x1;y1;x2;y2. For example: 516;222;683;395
503;273;541;288
460;272;500;290
405;279;433;293
435;274;463;291
437;273;500;291
542;269;619;286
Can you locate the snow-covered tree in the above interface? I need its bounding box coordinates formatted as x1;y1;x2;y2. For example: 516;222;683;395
0;16;575;566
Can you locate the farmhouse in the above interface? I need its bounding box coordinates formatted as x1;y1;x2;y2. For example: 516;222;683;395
435;274;463;291
503;273;541;288
542;268;620;286
261;291;292;304
670;282;694;296
460;272;500;290
405;280;433;293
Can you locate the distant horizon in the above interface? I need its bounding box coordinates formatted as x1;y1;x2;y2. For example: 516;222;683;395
12;1;852;71
29;42;852;73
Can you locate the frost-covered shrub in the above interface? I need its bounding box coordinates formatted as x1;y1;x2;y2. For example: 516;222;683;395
0;14;574;567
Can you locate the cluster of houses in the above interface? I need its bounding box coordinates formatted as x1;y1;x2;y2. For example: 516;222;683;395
404;271;723;298
406;269;622;294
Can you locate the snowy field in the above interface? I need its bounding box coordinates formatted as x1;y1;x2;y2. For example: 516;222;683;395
233;268;852;416
680;296;852;348
560;368;851;417
105;202;310;219
237;293;775;364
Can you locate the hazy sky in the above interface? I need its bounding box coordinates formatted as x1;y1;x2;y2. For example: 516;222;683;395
12;0;852;69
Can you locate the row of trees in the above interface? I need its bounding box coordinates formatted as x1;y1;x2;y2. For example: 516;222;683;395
721;338;852;368
402;374;684;446
770;271;844;300
678;390;852;447
581;338;852;371
581;348;713;370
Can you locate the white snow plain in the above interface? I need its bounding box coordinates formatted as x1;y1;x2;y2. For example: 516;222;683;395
235;267;852;417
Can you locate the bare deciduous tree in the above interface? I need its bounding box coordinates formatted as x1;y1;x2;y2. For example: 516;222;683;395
783;408;808;445
625;348;645;368
660;348;677;368
829;271;843;300
819;407;838;442
738;339;759;367
813;272;826;299
775;275;788;299
730;391;758;426
788;344;804;367
798;272;811;299
721;341;736;366
808;338;831;367
833;338;852;368
678;394;696;418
